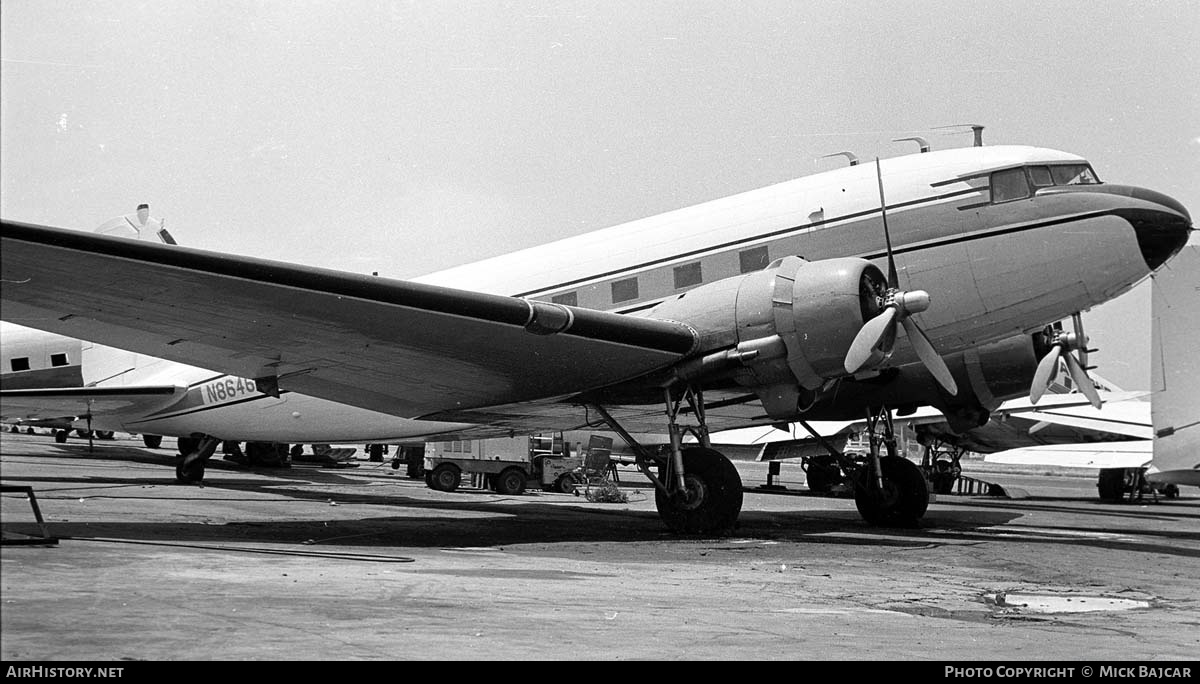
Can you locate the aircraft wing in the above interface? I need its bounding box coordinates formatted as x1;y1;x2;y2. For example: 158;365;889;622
1016;408;1151;439
0;385;186;423
985;442;1152;470
1;221;698;423
912;390;1150;452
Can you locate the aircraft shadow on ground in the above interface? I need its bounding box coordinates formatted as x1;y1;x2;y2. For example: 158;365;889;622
4;474;1197;560
947;495;1200;523
4;441;1196;558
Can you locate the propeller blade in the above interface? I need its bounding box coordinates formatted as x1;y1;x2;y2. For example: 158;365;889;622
844;306;898;374
878;314;898;356
1029;346;1063;404
1063;351;1104;409
900;316;958;395
875;159;899;289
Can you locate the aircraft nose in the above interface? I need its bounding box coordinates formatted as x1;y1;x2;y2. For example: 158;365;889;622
1121;186;1192;271
1128;186;1191;223
1077;184;1195;270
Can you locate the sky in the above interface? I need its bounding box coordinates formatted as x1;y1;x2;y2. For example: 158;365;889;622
2;1;1197;391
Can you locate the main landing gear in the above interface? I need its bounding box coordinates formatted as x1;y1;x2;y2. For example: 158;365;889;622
592;386;743;535
851;406;929;528
919;439;965;495
175;435;222;483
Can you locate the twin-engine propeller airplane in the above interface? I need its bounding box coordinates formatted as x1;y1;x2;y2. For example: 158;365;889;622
1;141;1191;533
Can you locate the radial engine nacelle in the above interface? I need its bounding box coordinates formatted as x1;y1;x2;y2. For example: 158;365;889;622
647;255;887;418
862;332;1043;433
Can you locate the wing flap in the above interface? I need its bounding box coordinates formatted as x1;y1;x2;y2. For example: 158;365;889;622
1;221;698;419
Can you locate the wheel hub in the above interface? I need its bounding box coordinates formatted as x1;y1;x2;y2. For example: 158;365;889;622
871;478;901;507
673;474;709;511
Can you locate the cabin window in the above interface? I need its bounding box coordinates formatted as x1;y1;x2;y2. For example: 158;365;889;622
673;262;703;289
551;292;578;307
1050;164;1100;186
611;277;639;303
50;353;69;367
10;357;30;372
1028;165;1054;187
990;168;1031;203
739;246;769;273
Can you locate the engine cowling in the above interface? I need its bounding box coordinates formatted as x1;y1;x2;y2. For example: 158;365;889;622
647;255;887;417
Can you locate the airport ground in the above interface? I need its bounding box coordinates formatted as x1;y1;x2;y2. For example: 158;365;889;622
1;430;1197;663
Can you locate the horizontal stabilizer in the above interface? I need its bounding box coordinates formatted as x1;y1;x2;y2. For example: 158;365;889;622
0;385;185;422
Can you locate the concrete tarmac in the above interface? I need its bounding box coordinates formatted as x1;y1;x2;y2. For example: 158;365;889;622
2;431;1197;662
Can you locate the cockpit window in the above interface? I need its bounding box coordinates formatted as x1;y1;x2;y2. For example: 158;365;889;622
990;168;1031;203
1049;164;1100;185
1028;165;1054;187
990;163;1102;204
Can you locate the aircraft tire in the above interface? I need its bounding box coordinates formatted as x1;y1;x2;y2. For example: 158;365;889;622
175;460;205;484
54;430;68;444
804;455;841;493
177;437;201;456
142;435;163;449
854;456;929;528
930;460;960;495
655;447;743;535
428;463;461;492
1097;468;1127;502
494;467;527;495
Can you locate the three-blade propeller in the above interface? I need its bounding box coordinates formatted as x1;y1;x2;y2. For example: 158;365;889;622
1030;314;1103;409
843;159;958;396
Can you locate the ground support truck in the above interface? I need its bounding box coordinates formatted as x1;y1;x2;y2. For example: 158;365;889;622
424;434;592;495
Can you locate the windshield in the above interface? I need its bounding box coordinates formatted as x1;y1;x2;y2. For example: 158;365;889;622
1049;163;1100;185
991;163;1102;203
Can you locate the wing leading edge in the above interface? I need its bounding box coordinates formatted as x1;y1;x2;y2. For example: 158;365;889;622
1;221;698;421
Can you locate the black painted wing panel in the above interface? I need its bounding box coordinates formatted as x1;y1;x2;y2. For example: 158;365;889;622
1;221;697;420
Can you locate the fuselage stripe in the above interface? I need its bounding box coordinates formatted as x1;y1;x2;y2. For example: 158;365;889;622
582;210;1113;315
512;186;984;298
130;389;285;424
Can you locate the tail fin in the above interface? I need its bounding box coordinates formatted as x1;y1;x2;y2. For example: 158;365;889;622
94;204;176;244
1147;234;1200;486
77;205;177;384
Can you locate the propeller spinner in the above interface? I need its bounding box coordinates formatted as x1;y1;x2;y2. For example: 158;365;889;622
1030;313;1103;409
843;159;958;396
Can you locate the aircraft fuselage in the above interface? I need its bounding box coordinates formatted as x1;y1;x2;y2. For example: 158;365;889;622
1;145;1190;444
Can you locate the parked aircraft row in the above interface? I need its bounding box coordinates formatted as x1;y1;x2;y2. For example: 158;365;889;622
2;140;1193;533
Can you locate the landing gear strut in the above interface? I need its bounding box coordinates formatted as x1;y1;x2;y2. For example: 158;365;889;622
852;406;929;528
592;385;742;535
